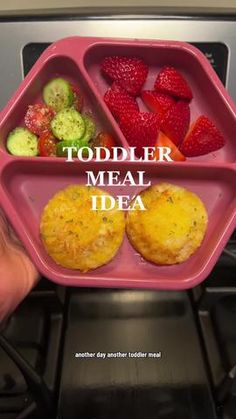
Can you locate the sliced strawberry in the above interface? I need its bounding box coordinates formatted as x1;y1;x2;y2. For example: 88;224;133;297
119;112;160;157
141;90;175;116
110;82;124;92
25;103;55;135
161;101;190;146
154;131;186;161
180;115;225;157
154;66;193;101
104;82;139;120
102;56;148;96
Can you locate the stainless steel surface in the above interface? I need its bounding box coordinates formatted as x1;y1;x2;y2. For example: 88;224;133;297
0;0;236;16
0;17;235;109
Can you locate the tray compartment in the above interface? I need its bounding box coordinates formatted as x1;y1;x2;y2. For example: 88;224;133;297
83;40;236;163
1;158;235;289
0;54;125;155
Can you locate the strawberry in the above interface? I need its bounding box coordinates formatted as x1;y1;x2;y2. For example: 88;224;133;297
154;131;186;161
141;90;175;116
180;115;225;157
154;65;193;101
119;112;160;157
161;101;190;146
104;82;139;120
109;82;124;92
101;56;148;96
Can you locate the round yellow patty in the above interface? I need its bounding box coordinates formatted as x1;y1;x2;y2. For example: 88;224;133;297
126;183;208;265
40;185;125;271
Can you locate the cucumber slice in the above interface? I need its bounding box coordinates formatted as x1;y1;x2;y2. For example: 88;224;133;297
51;108;85;141
81;114;96;143
43;78;73;112
6;127;38;156
56;138;89;157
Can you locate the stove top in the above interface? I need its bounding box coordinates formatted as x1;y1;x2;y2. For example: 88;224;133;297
0;15;235;419
0;16;236;109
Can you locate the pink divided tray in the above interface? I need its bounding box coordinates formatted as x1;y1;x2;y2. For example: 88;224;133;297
0;36;235;290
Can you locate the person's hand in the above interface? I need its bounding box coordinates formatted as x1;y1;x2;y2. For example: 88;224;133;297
0;208;39;325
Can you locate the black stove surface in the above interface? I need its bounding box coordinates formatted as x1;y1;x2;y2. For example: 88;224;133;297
58;289;216;419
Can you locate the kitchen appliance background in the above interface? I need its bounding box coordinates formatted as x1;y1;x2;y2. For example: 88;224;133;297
0;15;235;419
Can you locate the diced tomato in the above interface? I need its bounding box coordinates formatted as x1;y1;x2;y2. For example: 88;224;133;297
25;103;55;135
154;131;186;161
91;132;116;158
71;83;83;112
38;132;58;157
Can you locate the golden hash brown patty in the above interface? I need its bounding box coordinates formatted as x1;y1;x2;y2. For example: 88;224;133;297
40;185;125;271
126;183;208;265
